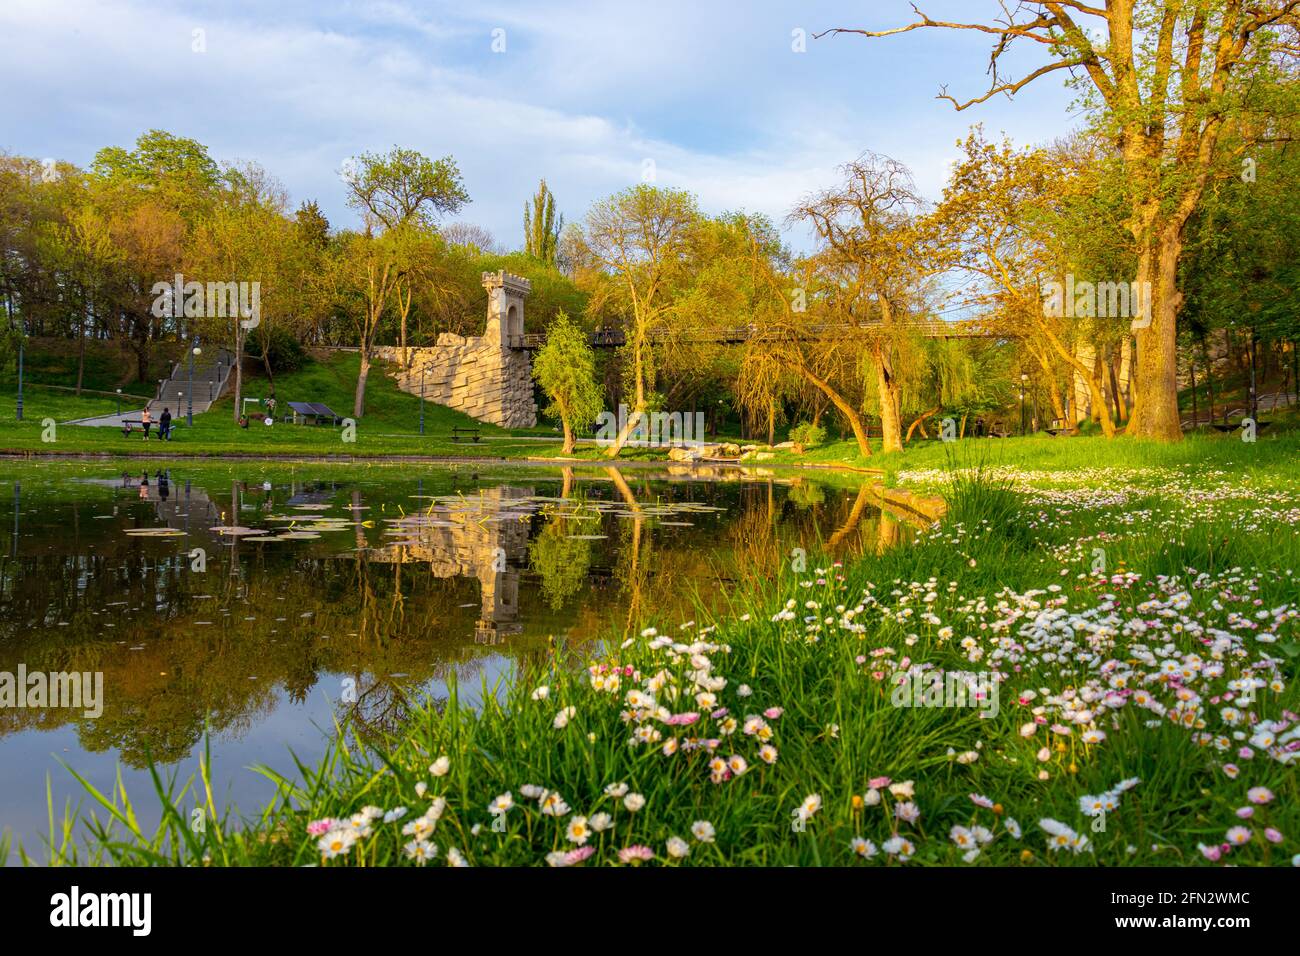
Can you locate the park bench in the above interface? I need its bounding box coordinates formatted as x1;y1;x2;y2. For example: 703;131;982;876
120;419;173;439
451;425;482;443
986;422;1010;438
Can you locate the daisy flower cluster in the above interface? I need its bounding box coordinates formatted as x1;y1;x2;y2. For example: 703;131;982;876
1199;785;1290;863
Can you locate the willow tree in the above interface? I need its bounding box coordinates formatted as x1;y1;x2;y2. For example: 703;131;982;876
533;310;603;454
819;1;1300;441
790;153;931;453
524;179;563;264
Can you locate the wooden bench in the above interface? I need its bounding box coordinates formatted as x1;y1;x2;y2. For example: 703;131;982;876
121;419;174;438
450;425;482;443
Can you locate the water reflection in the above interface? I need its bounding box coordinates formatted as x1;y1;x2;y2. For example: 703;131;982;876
0;464;912;851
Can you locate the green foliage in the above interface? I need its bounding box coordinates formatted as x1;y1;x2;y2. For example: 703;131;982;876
245;325;307;375
523;178;563;264
533;311;604;441
528;518;593;610
0;327;24;372
788;421;826;451
344;147;469;231
294;200;330;250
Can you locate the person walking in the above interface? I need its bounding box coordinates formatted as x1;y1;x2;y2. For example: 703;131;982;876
160;407;172;441
141;407;152;441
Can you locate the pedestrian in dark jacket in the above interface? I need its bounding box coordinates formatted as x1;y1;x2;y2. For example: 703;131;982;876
160;407;172;441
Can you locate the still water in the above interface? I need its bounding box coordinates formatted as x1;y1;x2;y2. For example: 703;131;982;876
0;461;906;857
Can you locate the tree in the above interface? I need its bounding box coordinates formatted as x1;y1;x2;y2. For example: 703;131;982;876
578;185;697;457
329;227;406;418
343;147;470;416
39;180;123;393
819;1;1300;441
294;201;330;250
188;166;293;421
442;222;498;254
533;310;603;454
524;179;563;264
790;153;933;452
930;131;1121;437
343;147;468;231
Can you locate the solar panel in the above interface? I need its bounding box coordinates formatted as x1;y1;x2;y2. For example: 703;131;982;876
309;403;337;417
287;402;316;415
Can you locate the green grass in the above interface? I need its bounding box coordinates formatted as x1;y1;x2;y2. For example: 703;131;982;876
32;441;1300;867
0;383;123;423
1;338;163;398
0;352;571;459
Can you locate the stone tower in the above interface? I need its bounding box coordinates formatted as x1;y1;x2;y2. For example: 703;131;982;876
482;270;530;346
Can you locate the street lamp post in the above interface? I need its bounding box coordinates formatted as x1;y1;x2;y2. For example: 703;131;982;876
115;388;122;417
188;343;201;427
419;366;425;436
15;332;23;422
1019;374;1029;435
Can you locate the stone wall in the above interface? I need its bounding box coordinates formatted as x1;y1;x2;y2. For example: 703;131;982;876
376;270;537;429
377;336;537;429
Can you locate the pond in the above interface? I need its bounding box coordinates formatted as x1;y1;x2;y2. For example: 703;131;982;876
0;461;909;857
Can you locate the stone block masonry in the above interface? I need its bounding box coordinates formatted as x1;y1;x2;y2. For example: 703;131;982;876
376;270;538;429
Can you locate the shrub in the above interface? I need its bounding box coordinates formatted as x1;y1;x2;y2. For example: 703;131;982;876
788;421;826;453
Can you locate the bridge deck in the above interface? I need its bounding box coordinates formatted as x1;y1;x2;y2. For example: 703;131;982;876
508;319;999;350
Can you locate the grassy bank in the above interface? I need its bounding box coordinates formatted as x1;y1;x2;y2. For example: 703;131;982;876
33;443;1300;867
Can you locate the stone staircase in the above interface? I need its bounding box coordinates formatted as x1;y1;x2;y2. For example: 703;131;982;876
146;348;235;417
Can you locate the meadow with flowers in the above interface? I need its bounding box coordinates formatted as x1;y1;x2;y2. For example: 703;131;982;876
47;433;1300;867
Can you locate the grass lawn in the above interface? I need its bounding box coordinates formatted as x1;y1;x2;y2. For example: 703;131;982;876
0;352;570;459
0;383;125;423
37;431;1300;867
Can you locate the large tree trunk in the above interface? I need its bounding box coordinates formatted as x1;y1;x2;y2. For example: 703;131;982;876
399;287;412;369
353;350;370;419
1106;348;1124;423
873;342;903;453
561;415;575;455
605;331;648;458
1126;229;1184;440
232;324;244;424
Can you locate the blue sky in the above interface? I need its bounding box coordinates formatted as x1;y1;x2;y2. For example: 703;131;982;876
1;0;1087;252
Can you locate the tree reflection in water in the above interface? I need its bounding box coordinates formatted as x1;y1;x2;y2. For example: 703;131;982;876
0;466;912;774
